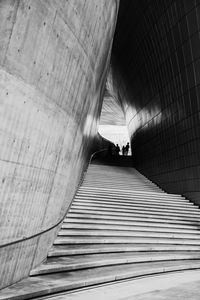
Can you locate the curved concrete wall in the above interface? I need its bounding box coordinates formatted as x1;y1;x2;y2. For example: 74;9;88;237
0;0;118;288
112;0;200;203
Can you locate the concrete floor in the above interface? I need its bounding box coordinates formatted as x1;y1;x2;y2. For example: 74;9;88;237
42;270;200;300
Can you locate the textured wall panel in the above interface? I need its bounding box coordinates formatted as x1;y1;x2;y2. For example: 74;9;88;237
0;0;119;288
112;0;200;204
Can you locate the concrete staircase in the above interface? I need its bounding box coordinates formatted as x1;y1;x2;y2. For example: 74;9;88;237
1;160;200;299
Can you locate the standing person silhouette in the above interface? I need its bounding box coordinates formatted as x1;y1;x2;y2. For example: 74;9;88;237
108;144;112;156
115;144;120;156
125;142;130;155
122;145;125;156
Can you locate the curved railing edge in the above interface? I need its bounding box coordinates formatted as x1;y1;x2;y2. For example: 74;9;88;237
0;148;108;250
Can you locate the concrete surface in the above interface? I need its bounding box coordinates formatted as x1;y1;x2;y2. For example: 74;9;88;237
0;0;119;289
37;270;200;300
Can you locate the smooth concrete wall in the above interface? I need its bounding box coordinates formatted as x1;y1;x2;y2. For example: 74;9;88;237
0;0;118;289
112;0;200;204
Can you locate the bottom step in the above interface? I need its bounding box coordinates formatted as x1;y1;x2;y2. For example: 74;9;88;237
0;260;200;299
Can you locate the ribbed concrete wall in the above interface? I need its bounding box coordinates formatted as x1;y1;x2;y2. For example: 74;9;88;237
0;0;118;288
112;0;200;204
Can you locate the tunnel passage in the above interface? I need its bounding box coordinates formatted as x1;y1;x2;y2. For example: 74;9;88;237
0;0;200;293
111;0;200;205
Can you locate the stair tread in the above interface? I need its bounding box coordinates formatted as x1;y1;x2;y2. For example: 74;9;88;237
54;236;200;245
76;192;187;202
75;194;190;205
72;203;200;216
30;252;200;275
68;212;200;226
79;186;181;197
1;260;200;300
65;218;200;230
62;224;200;235
73;199;199;211
49;244;200;255
82;185;160;192
59;228;200;239
69;208;200;221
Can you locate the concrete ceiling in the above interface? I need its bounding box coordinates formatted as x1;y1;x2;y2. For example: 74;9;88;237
99;74;126;126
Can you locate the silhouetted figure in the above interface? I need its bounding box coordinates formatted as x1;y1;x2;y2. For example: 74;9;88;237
125;142;129;155
115;144;120;156
122;145;126;156
108;144;112;156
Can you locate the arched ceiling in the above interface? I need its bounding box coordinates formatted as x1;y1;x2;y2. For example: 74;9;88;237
99;73;126;126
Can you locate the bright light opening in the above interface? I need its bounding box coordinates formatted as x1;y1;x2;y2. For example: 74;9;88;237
98;125;131;155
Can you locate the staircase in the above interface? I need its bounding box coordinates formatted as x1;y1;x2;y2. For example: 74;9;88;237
1;159;200;299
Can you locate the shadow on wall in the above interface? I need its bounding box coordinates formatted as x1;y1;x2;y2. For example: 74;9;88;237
111;0;200;205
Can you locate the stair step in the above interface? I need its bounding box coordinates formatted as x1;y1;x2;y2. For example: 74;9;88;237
54;236;200;245
82;184;160;192
83;179;158;184
84;180;158;187
83;180;158;186
82;175;153;178
58;228;200;240
69;208;200;222
68;212;200;226
30;252;200;276
77;191;187;203
80;187;165;195
79;186;181;198
65;217;200;230
73;198;198;212
83;180;157;184
84;175;155;180
76;193;190;206
2;261;200;300
75;196;194;210
85;172;152;177
86;173;151;177
72;202;200;216
49;243;200;256
62;222;200;235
